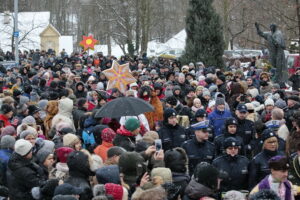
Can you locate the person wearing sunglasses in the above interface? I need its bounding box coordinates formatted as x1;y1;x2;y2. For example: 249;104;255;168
212;137;249;193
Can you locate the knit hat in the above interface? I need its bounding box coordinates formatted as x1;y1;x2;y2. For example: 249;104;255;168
249;189;281;200
215;97;225;106
30;92;39;102
13;89;22;97
54;183;83;196
22;116;36;125
163;108;177;120
63;134;80;148
194;162;219;190
264;98;274;106
19;96;29;105
142;131;159;144
268;156;289;171
0;125;16;137
223;137;240;149
223;190;246;200
104;183;123;200
55;147;74;163
165;96;178;106
20;129;37;139
275;99;287;109
151;167;172;183
101;128;116;143
1;104;13;114
36;149;52;164
202;90;211;97
14;139;32;156
164;148;187;173
245;103;255;112
261;128;277;142
217;75;226;83
96;165;120;184
225;118;238;127
118;152;146;186
1;135;15;149
38;100;48;110
124;118;140;132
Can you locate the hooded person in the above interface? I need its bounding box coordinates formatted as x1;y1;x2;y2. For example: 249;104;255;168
158;108;186;151
164;147;190;198
65;151;94;200
113;118;141;152
183;162;219;200
44;100;59;138
51;98;75;132
74;82;87;99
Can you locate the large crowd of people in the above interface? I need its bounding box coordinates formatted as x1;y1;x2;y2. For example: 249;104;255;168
0;48;299;200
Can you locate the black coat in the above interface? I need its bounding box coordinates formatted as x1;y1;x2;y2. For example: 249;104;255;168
65;175;92;200
113;134;136;152
158;123;187;151
182;179;217;200
7;152;45;200
181;138;215;175
172;172;190;198
248;149;285;190
212;154;249;192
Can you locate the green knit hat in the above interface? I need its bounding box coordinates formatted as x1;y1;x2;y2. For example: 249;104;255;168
125;118;140;132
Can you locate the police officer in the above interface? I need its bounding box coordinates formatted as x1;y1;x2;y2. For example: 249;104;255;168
214;118;244;157
182;120;215;175
212;137;249;192
248;128;285;189
158;108;186;151
235;104;256;156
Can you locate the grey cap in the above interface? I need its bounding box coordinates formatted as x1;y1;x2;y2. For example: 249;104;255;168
1;135;15;149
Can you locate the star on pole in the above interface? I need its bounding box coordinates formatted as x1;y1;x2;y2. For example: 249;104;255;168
79;35;99;51
102;60;136;94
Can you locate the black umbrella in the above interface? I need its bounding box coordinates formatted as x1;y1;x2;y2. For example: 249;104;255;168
95;97;154;118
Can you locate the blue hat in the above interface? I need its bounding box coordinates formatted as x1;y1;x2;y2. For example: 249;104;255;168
195;109;207;118
237;104;247;112
261;128;277;142
191;120;209;130
265;120;281;129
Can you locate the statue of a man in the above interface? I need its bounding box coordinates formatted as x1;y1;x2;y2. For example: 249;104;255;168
255;22;288;83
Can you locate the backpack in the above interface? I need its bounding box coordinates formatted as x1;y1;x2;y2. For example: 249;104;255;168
82;127;96;149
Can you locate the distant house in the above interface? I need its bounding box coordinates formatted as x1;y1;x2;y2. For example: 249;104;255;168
40;24;61;54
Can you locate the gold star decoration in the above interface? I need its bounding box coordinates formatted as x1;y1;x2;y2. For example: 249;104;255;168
103;60;136;93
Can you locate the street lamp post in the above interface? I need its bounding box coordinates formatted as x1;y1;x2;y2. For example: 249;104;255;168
14;0;19;67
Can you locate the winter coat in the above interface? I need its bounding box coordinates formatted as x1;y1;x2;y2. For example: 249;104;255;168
0;114;11;127
65;152;94;200
0;149;13;186
113;126;136;151
286;103;300;131
236;117;256;155
181;138;215;175
94;141;113;162
248;149;285;189
49;162;69;181
7;152;46;200
212;154;249;192
143;92;164;130
51;98;75;131
288;153;300;186
172;172;190;198
182;179;216;200
208;109;232;137
286;130;300;156
44;100;59;137
218;82;228;97
72;107;87;130
158;122;187;151
289;74;300;91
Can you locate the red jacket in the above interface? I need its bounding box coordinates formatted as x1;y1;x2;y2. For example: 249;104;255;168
0;114;11;127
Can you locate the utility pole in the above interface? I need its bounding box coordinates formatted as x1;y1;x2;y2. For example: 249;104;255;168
14;0;19;67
